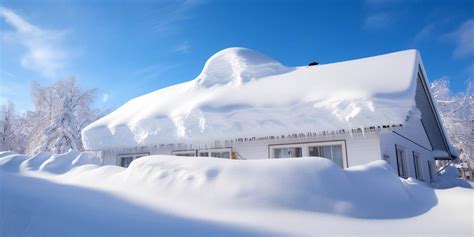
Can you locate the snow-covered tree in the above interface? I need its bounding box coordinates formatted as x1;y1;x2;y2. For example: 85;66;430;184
30;77;98;154
0;101;18;151
431;78;473;164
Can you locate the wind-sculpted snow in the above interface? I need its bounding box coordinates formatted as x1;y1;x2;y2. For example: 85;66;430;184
82;48;422;150
0;152;442;218
1;153;472;236
1;150;101;174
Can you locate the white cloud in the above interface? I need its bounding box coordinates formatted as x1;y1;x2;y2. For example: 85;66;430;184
134;63;178;82
174;41;190;53
413;23;435;43
364;12;393;29
149;0;203;33
0;6;69;79
448;19;474;58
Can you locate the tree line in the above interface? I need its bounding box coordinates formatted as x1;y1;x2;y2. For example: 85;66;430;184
430;79;473;165
0;77;102;154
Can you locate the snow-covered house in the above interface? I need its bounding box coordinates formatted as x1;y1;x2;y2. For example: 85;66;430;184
82;48;457;182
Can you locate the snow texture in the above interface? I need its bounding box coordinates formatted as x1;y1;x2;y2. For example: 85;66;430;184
1;152;472;236
82;48;422;150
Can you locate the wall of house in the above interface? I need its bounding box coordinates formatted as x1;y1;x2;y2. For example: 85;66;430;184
101;146;173;166
100;132;382;169
379;117;435;182
232;133;381;166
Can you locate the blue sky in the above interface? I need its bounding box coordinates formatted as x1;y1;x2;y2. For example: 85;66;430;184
1;0;473;112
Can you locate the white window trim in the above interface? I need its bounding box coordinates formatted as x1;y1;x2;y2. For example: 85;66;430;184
395;145;409;178
198;147;232;158
172;150;197;157
269;141;347;168
412;151;424;181
117;152;150;167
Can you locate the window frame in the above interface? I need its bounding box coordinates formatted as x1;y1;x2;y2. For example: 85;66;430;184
172;150;197;157
412;151;423;180
117;152;150;167
273;146;303;158
269;141;347;168
395;145;409;178
198;147;232;159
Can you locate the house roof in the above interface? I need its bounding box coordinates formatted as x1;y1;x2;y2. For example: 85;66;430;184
82;48;427;150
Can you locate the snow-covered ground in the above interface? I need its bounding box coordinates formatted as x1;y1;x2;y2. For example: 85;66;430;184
1;151;472;236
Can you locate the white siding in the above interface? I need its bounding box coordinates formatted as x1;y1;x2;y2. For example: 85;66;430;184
99;133;382;168
380;132;433;181
233;133;381;167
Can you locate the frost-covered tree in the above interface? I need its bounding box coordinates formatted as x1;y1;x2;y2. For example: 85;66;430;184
0;101;18;151
30;77;98;154
431;78;473;164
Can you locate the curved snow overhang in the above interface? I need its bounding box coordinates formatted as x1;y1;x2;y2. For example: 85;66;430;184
82;49;435;151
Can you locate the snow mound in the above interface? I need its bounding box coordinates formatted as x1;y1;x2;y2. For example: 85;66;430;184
431;165;471;189
82;49;421;150
19;151;53;171
1;154;473;236
71;151;101;168
39;149;82;174
0;150;101;174
0;151;15;158
0;153;30;172
197;47;293;87
79;156;435;219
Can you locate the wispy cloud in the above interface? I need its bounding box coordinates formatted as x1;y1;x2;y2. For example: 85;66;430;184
445;19;474;58
173;41;190;53
413;23;436;43
134;63;178;82
148;0;203;33
0;6;69;79
364;12;394;30
363;0;406;30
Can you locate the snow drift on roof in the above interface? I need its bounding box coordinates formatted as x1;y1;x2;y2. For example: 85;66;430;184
82;48;421;150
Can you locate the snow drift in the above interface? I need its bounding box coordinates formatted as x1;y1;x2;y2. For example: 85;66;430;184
1;152;472;236
82;48;422;150
1;150;101;174
105;156;438;219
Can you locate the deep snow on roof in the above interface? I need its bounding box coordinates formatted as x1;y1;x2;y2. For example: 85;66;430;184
82;48;422;150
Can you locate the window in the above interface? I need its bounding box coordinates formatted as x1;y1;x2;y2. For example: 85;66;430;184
427;160;435;182
172;150;196;157
211;151;230;159
120;156;133;168
269;141;347;168
308;145;343;167
196;148;232;159
396;145;408;178
413;152;423;180
117;153;149;168
274;147;302;158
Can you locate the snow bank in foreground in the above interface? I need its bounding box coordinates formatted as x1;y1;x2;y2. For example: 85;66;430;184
1;150;101;174
1;153;472;236
108;156;437;218
82;48;421;150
